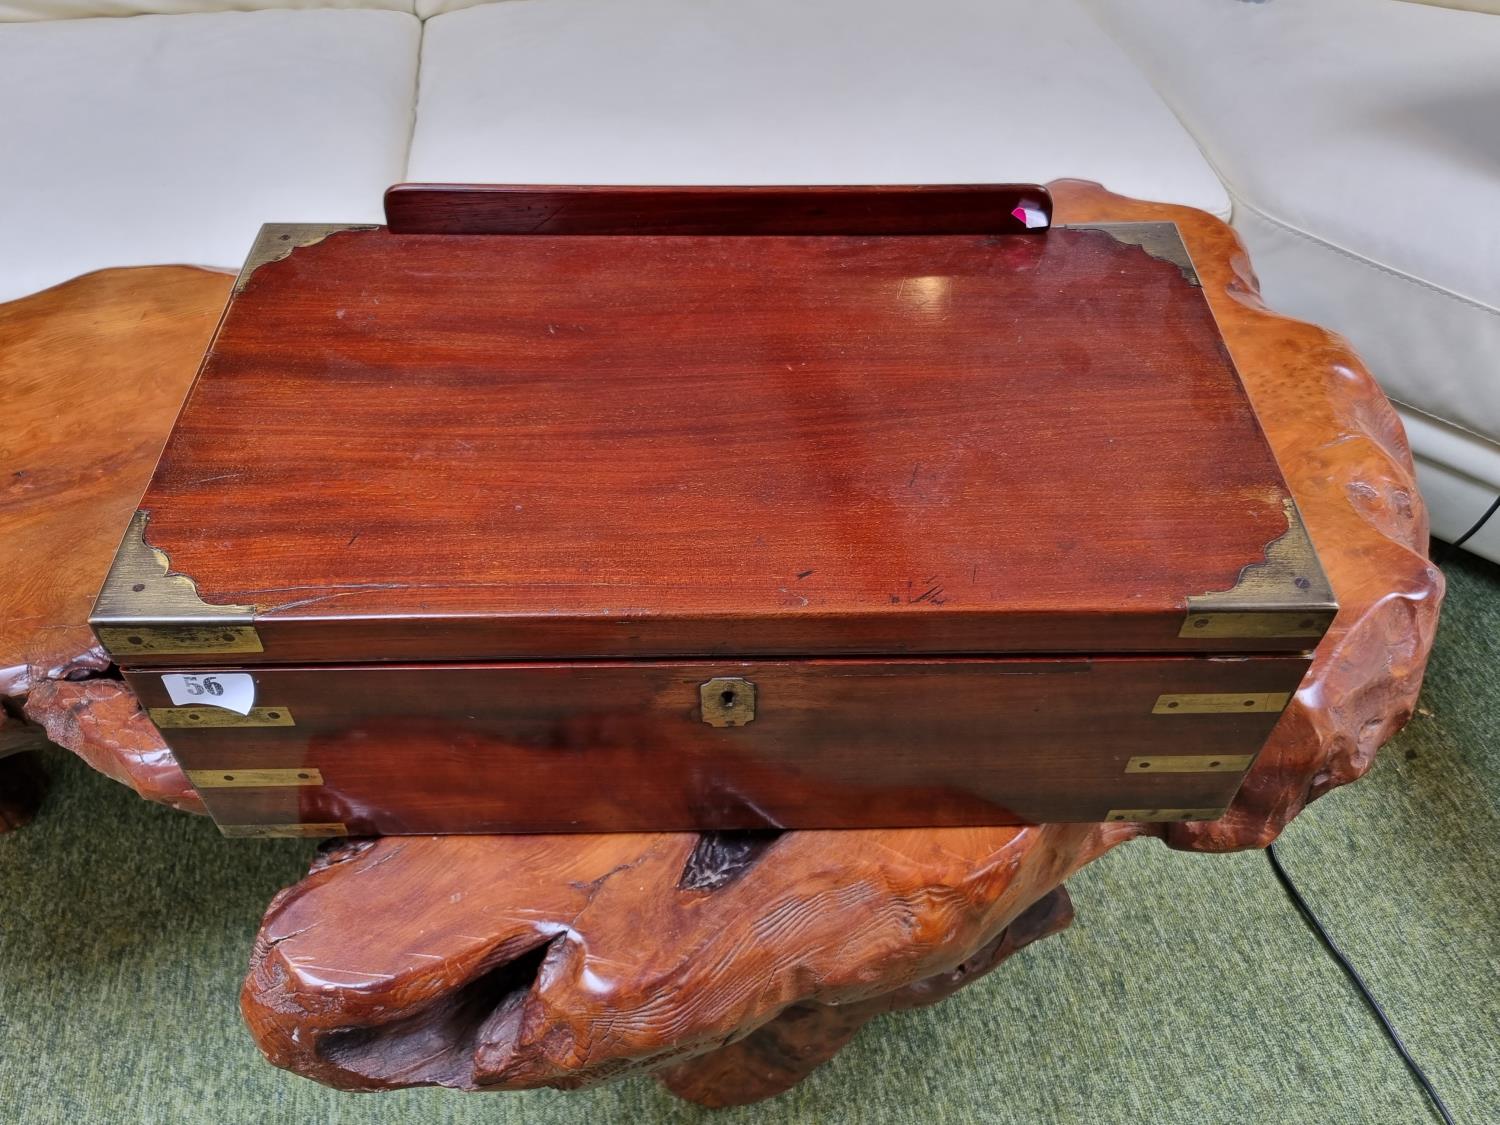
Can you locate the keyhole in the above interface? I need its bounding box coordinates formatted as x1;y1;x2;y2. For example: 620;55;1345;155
700;678;755;727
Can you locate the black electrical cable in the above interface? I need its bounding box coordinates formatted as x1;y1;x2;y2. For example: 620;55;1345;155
1431;492;1500;567
1266;844;1456;1124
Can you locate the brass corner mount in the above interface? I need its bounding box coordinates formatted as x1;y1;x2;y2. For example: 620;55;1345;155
90;510;262;657
1181;498;1337;640
1063;221;1200;286
234;223;375;294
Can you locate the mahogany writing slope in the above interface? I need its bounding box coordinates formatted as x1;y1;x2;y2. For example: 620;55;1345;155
90;184;1335;838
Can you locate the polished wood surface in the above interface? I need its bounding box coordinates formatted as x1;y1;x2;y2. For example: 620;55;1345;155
129;200;1309;664
237;182;1443;1104
129;654;1308;834
0;267;228;820
0;267;231;699
384;182;1053;235
26;679;204;814
656;886;1075;1107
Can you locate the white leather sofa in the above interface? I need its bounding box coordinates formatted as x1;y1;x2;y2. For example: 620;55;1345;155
2;0;1496;560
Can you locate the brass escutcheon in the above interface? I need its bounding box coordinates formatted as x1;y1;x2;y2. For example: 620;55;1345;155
700;677;757;728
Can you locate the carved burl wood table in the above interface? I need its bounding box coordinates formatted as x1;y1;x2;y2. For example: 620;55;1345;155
1;266;227;824
5;183;1442;1107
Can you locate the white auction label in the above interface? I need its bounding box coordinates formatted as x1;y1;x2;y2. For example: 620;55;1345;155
161;672;256;715
1012;206;1049;230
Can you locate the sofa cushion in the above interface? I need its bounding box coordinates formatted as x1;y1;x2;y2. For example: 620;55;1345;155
0;0;412;22
0;9;418;302
407;0;1230;218
1083;0;1500;549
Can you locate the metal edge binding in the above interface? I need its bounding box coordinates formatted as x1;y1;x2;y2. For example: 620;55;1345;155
1056;221;1200;285
186;767;321;788
218;822;347;839
1105;808;1226;823
90;510;262;657
1124;754;1255;774
233;223;374;294
149;706;293;729
1151;692;1292;715
1180;498;1338;640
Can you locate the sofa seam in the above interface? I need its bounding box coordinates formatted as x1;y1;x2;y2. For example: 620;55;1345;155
1072;3;1235;221
1075;4;1500;318
1229;191;1500;449
1229;192;1500;320
1407;450;1500;501
1386;396;1500;457
397;13;425;180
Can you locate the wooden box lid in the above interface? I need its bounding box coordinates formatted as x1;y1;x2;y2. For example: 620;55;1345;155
92;185;1334;666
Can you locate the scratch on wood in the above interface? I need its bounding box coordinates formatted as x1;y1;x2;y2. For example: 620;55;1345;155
524;206;565;233
259;583;411;613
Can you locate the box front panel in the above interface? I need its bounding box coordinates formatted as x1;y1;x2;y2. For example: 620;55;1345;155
126;656;1310;836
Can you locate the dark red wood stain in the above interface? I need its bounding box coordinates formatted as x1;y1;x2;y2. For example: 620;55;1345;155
136;217;1296;663
110;187;1329;833
384;183;1054;236
129;654;1306;834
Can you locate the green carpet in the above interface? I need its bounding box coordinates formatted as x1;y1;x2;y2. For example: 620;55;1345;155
3;552;1496;1124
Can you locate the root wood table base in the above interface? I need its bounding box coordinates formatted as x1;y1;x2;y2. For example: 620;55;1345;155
5;183;1442;1107
1;267;229;824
